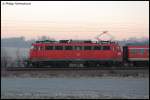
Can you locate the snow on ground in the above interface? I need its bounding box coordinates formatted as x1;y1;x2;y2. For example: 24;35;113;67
1;77;149;99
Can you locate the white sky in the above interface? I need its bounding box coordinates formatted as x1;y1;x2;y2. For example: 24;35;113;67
1;1;149;40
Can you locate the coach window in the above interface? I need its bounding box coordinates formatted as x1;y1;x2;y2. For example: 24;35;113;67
84;46;92;50
136;49;140;53
146;49;149;56
55;46;63;50
130;49;136;54
146;49;149;53
45;46;53;50
140;49;145;54
94;46;101;50
75;46;82;50
103;46;110;50
65;46;73;50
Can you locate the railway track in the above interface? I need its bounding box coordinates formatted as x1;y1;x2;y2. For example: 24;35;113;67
6;66;148;71
3;67;149;78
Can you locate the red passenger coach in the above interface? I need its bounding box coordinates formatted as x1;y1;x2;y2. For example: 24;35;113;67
128;46;149;61
123;45;149;67
29;40;122;67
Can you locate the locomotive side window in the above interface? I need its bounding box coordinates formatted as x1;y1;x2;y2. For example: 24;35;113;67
45;46;53;50
75;46;82;50
84;46;92;50
55;46;63;50
102;46;110;50
94;46;101;50
65;46;73;50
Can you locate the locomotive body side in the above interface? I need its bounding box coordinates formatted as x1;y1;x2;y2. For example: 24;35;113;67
28;41;123;67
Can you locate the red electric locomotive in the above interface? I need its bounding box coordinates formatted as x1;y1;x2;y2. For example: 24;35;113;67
28;40;122;67
27;31;149;68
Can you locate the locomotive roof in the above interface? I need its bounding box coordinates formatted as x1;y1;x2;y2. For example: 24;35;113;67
33;40;118;46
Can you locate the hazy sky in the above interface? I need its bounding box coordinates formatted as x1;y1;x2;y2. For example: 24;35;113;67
1;1;149;40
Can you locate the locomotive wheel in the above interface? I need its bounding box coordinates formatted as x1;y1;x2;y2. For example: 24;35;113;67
85;62;96;67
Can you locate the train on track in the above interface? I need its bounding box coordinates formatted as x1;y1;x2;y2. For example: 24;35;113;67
25;32;149;68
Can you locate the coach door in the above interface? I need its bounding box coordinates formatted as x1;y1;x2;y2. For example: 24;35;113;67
123;46;128;62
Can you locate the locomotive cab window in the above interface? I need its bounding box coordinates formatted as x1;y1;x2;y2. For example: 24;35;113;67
65;46;73;50
45;46;53;50
32;46;38;50
102;46;110;50
40;46;44;50
55;46;63;50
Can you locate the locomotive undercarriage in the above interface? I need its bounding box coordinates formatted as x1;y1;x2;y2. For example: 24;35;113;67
24;59;149;68
26;60;125;68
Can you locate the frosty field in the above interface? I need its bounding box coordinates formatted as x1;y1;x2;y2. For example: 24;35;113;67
1;77;149;99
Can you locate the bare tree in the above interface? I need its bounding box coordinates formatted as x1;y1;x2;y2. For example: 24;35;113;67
1;48;9;69
15;48;27;67
16;48;23;67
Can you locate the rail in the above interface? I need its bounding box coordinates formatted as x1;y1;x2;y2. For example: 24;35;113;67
6;66;148;71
